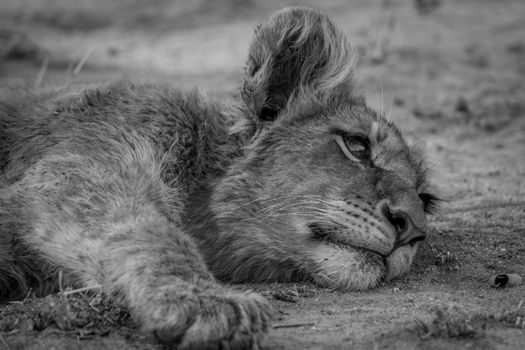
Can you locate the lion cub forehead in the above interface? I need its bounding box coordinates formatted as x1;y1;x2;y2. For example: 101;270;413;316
369;119;405;150
333;106;405;149
370;119;424;184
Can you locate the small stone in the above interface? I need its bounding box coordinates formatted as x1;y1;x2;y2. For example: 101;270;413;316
273;289;299;303
455;97;470;114
489;273;523;288
393;97;405;106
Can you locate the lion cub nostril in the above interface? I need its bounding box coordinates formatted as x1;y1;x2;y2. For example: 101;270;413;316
390;216;407;234
382;205;408;235
380;203;426;246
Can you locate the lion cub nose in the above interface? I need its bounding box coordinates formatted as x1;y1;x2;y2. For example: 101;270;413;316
381;204;427;247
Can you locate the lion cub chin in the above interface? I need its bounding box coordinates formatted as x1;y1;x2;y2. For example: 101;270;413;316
0;6;435;349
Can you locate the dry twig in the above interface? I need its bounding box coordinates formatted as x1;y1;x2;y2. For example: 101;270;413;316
72;48;94;76
61;285;103;296
34;57;49;87
0;333;11;350
273;322;315;329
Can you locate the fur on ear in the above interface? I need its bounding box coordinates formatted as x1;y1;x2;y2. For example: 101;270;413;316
241;6;357;124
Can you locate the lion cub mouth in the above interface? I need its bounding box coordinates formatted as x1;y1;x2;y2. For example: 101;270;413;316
308;222;388;257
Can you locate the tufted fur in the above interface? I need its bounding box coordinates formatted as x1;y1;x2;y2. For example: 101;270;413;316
0;7;435;349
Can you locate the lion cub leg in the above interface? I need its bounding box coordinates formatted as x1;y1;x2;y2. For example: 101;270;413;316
14;148;271;349
97;210;272;348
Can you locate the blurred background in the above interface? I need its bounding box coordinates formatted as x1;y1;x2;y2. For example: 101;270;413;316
0;0;523;113
1;0;524;128
1;0;524;201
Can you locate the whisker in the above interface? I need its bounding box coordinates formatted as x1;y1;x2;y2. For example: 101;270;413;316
380;76;384;117
316;272;336;285
257;201;329;215
257;205;331;219
229;194;329;211
386;94;394;122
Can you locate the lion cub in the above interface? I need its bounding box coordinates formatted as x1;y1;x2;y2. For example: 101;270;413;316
0;6;437;349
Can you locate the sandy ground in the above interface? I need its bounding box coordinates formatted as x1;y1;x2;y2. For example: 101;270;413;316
1;0;524;349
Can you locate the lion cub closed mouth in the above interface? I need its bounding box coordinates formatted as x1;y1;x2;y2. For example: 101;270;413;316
0;6;438;349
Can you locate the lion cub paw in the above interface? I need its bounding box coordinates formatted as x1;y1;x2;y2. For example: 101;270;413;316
142;289;272;349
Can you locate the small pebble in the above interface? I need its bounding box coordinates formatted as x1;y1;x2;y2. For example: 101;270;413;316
273;289;299;303
489;273;523;288
455;97;470;114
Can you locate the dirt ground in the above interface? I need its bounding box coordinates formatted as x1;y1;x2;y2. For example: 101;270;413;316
1;0;524;349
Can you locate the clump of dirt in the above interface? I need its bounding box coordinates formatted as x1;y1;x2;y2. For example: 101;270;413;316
1;0;260;33
0;26;41;62
412;82;525;133
416;307;484;340
0;292;134;338
270;284;319;303
413;301;525;342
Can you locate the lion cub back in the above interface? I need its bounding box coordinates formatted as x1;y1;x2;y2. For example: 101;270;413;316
0;81;237;299
1;83;235;193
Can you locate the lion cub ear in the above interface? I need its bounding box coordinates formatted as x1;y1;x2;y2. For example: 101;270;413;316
241;6;357;123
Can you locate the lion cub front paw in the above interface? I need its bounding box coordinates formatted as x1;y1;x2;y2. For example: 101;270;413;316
141;288;272;349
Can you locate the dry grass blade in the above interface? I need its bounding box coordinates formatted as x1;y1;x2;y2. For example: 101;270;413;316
0;333;11;350
61;285;102;296
370;0;396;64
34;57;49;87
23;288;33;301
72;48;94;76
58;270;64;293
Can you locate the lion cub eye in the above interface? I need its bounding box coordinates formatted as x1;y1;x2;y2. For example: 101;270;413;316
418;192;441;214
334;134;370;162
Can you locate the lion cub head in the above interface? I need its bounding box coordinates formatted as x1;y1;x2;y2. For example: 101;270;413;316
209;7;438;290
